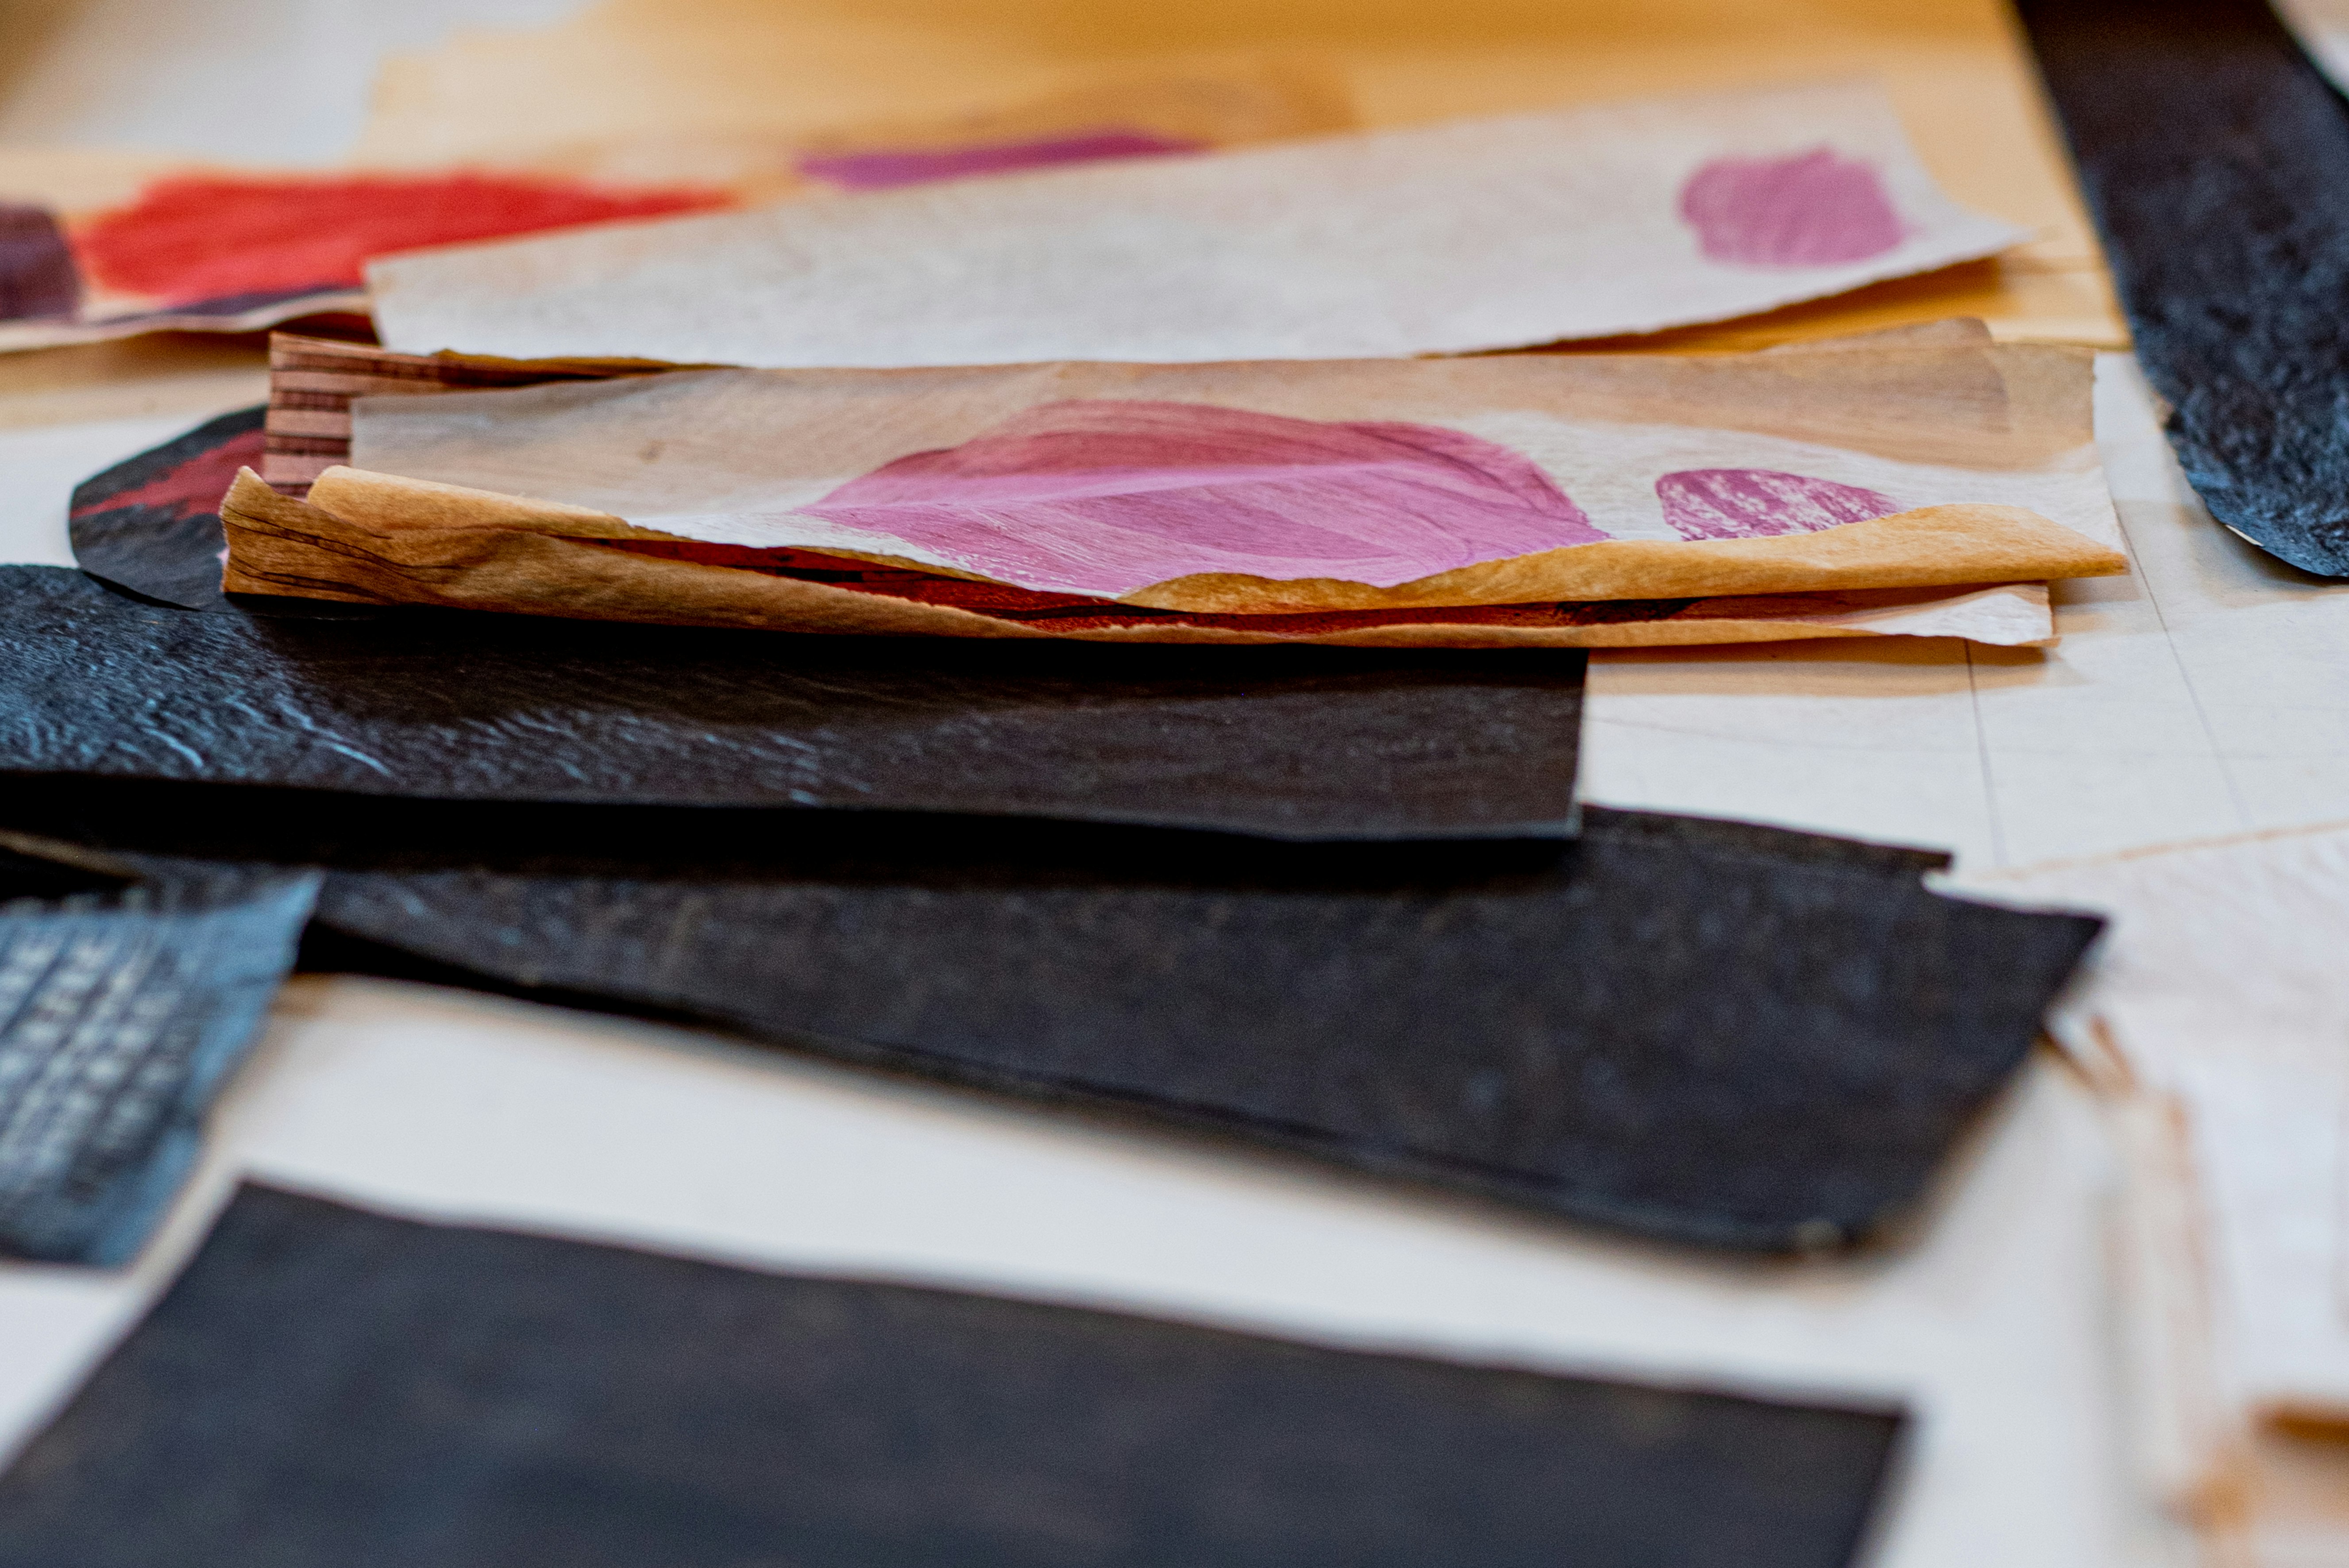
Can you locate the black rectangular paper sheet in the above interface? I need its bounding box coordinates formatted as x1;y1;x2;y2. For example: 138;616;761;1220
0;1183;1907;1568
38;507;1587;840
0;778;2102;1253
2019;0;2349;575
0;872;317;1264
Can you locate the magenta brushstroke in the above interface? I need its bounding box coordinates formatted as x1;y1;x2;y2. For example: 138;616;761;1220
796;400;1605;595
795;129;1207;192
1655;468;1903;541
1677;149;1906;267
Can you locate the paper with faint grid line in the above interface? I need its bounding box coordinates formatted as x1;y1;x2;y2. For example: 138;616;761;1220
0;876;319;1266
367;79;2025;366
1961;825;2349;1427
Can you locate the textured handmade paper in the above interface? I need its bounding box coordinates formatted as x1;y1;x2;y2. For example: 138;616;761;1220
2018;0;2349;576
220;325;2118;646
0;874;317;1266
69;406;265;611
73;409;2058;647
0;1184;1904;1568
0;62;1346;354
365;79;2026;366
1964;822;2349;1559
0;777;2101;1253
353;0;2127;351
0;566;1584;841
1967;825;2349;1427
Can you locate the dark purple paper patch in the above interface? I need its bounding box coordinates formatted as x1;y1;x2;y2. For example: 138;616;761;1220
798;399;1606;595
0;204;80;322
1655;469;1902;540
1677;150;1905;267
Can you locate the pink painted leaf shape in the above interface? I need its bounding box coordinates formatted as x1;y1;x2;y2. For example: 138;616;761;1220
1677;149;1906;267
797;399;1606;596
1655;469;1902;541
795;128;1206;192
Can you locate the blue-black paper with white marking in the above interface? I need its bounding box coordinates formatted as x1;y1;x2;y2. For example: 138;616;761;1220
0;875;318;1264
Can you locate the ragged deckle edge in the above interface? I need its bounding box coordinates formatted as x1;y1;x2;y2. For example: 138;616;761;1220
221;469;2062;648
229;468;2098;641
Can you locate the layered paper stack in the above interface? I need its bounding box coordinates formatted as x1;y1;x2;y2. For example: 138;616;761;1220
222;320;2124;648
1969;830;2349;1564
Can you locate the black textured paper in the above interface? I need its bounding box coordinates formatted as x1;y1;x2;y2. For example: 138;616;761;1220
2019;0;2349;575
0;777;2101;1252
69;406;259;611
0;1183;1907;1568
0;873;318;1264
0;566;1581;840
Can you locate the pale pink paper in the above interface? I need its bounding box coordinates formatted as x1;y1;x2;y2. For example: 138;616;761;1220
1677;149;1907;267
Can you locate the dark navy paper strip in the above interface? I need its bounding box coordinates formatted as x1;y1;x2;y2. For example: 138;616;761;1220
0;1183;1907;1568
0;778;2100;1253
3;564;1583;841
2019;0;2349;575
0;875;318;1264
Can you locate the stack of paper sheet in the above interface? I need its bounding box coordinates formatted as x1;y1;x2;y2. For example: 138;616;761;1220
1966;827;2349;1564
213;321;2123;648
0;4;2167;1560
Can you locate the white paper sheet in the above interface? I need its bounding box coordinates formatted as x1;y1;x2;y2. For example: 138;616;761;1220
1957;824;2349;1426
366;78;2025;366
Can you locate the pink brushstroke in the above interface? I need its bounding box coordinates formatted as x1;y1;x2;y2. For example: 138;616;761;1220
796;129;1207;192
796;400;1605;595
1655;469;1902;540
1677;149;1905;267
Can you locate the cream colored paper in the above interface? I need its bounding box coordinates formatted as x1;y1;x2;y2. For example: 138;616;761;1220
1964;825;2349;1429
365;79;2026;366
0;61;1349;355
356;0;2125;349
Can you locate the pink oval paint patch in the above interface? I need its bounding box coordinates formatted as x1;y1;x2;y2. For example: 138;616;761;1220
797;400;1605;596
1655;469;1902;540
797;128;1207;192
1677;149;1905;268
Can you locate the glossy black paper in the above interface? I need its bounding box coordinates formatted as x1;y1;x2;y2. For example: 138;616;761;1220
0;778;2101;1252
0;871;318;1264
2019;0;2349;575
0;565;1582;840
0;1184;1908;1568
